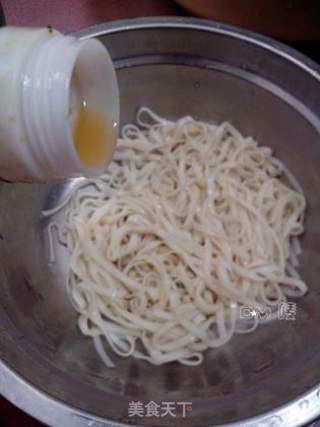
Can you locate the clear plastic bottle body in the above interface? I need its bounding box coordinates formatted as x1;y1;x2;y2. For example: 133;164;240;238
0;26;119;183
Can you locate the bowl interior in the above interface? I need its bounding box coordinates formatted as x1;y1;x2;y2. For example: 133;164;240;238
1;21;320;426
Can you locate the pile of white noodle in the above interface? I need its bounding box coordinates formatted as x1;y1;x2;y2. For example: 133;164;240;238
45;107;307;367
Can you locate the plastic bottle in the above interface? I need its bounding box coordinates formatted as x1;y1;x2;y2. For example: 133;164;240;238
0;26;119;182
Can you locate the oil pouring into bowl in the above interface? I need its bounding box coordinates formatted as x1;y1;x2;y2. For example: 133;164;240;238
1;17;318;427
0;26;119;183
46;107;307;368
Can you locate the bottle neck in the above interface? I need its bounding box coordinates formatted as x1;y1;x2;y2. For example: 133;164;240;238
21;32;119;181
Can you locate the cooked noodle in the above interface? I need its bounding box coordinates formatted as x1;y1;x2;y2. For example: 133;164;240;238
46;107;307;366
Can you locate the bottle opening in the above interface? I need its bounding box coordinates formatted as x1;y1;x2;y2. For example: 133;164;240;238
70;69;115;168
22;32;119;181
68;38;119;172
73;101;115;168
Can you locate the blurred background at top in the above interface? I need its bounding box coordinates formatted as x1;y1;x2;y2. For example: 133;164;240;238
1;0;319;41
2;0;320;61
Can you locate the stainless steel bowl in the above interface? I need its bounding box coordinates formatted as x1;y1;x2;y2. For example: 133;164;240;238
1;17;320;427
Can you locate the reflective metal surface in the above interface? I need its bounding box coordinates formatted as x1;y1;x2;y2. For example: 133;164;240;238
1;17;320;427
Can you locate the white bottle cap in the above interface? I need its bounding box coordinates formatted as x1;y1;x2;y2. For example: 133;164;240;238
22;32;119;181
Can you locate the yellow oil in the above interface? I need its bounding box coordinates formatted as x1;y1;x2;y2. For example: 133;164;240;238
73;102;115;168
